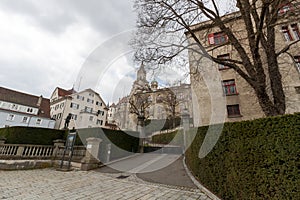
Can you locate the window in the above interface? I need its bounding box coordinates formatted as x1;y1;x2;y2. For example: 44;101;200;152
156;95;163;103
52;115;56;120
7;114;15;121
60;103;64;109
227;105;241;117
70;103;79;109
71;114;77;120
85;107;93;113
278;5;291;14
36;118;42;125
295;86;300;94
77;95;84;101
208;32;228;45
97;120;103;125
97;110;105;116
222;79;238;95
11;104;18;110
291;24;300;40
89;116;94;121
89;93;94;97
87;98;94;103
57;113;62;120
22;116;29;123
217;54;230;70
96;101;103;106
282;26;293;41
55;105;59;110
294;56;300;73
278;2;294;15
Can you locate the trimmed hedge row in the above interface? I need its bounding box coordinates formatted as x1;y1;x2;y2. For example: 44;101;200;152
145;117;182;133
0;127;140;161
153;113;300;200
152;130;179;144
0;127;66;145
74;128;140;161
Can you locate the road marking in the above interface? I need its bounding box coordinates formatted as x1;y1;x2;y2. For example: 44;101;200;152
128;154;168;173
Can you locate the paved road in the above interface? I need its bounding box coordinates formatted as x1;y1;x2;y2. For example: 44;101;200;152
0;168;209;200
98;154;197;189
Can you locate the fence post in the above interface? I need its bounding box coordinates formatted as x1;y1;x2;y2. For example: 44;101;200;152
53;139;65;158
0;137;6;144
81;137;102;171
16;146;24;157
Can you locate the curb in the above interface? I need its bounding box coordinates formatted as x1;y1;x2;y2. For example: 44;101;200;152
182;156;222;200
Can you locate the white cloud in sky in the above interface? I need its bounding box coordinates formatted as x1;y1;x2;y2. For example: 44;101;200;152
0;0;137;103
0;0;192;104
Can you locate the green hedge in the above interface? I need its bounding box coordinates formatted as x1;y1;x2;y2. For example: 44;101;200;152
76;128;140;161
152;130;175;144
145;117;182;133
153;113;300;199
0;127;66;145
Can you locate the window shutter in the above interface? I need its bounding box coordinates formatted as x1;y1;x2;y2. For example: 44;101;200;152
208;33;215;45
225;34;229;42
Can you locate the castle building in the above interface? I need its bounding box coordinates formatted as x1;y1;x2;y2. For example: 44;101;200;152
111;63;193;131
187;1;300;126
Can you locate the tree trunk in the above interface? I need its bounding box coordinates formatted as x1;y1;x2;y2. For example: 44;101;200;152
253;85;284;116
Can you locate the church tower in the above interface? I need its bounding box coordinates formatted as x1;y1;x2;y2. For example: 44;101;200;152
130;62;150;96
137;62;147;82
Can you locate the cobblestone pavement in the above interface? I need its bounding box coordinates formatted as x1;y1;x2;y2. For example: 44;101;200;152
0;169;211;200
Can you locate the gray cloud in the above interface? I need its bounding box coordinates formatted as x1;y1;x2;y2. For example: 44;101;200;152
0;0;136;36
0;0;137;102
67;0;136;35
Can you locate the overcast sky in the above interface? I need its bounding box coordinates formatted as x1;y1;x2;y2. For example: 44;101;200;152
0;0;140;104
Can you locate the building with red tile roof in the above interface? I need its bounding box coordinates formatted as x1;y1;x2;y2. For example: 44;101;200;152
50;87;108;129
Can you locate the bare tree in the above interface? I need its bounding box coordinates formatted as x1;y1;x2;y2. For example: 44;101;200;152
132;0;300;116
129;91;152;123
156;88;181;129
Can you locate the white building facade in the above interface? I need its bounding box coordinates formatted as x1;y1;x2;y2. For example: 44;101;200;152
0;87;55;128
50;88;108;129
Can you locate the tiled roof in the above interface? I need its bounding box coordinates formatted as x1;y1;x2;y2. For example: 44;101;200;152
0;87;51;118
57;87;75;97
110;103;117;108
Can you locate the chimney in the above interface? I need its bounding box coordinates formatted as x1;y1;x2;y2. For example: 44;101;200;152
37;95;43;107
